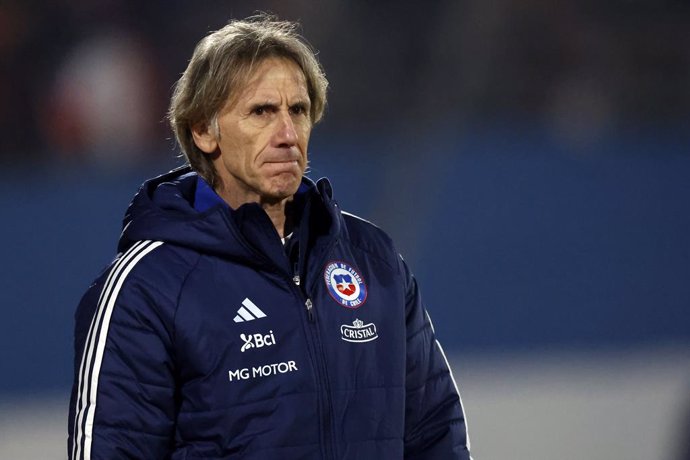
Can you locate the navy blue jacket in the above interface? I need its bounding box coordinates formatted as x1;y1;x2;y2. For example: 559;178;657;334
68;167;472;459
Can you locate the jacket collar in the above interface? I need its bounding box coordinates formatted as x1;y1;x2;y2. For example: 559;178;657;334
119;166;341;278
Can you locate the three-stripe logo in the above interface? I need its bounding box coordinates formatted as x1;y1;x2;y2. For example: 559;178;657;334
233;298;267;323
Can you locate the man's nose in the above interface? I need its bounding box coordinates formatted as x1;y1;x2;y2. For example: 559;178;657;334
273;111;298;147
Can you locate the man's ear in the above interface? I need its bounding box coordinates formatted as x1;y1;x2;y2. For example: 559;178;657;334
191;121;219;154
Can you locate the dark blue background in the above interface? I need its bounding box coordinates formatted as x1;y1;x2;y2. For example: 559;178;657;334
2;126;689;394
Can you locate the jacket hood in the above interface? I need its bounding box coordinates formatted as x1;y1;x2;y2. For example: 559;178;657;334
118;166;341;270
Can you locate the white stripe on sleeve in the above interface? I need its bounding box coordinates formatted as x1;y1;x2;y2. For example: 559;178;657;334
71;240;163;460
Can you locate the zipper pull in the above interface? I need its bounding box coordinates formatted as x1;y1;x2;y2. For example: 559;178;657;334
292;262;300;286
305;298;315;322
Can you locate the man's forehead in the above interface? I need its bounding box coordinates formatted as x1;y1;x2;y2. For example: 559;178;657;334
239;57;308;97
219;57;309;112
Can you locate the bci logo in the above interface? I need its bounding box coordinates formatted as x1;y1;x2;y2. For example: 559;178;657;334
240;331;276;352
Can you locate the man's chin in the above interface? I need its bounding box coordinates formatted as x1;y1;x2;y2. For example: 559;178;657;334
261;177;302;203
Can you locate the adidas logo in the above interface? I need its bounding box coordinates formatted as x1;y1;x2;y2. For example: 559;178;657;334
233;298;267;323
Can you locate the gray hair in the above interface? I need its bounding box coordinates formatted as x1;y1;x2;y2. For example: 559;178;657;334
168;14;328;187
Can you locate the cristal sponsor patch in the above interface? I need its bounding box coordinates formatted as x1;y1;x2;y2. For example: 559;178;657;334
340;319;378;343
324;261;367;308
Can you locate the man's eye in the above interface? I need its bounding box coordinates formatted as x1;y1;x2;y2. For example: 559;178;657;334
290;105;308;116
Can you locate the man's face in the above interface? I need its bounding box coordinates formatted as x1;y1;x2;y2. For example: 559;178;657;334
194;57;312;207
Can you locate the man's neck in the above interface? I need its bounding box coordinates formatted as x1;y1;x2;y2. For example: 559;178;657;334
260;199;294;238
213;179;299;238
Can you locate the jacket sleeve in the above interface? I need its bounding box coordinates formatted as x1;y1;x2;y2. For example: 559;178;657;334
400;255;473;460
68;241;177;460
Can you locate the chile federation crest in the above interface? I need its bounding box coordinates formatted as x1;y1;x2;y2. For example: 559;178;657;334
324;261;368;308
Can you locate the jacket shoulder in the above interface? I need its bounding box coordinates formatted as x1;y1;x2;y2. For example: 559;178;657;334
105;240;198;283
115;241;203;306
341;211;398;270
78;240;201;320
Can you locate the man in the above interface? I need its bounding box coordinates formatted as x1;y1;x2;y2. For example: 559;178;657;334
68;14;472;460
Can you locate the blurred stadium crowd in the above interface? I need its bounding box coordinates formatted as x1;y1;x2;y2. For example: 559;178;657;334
1;0;689;165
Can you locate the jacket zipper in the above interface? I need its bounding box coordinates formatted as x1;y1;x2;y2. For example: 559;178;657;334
293;262;315;322
223;209;338;457
290;271;336;460
305;298;315;322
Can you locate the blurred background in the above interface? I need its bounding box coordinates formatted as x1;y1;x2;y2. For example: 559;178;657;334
1;0;689;459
